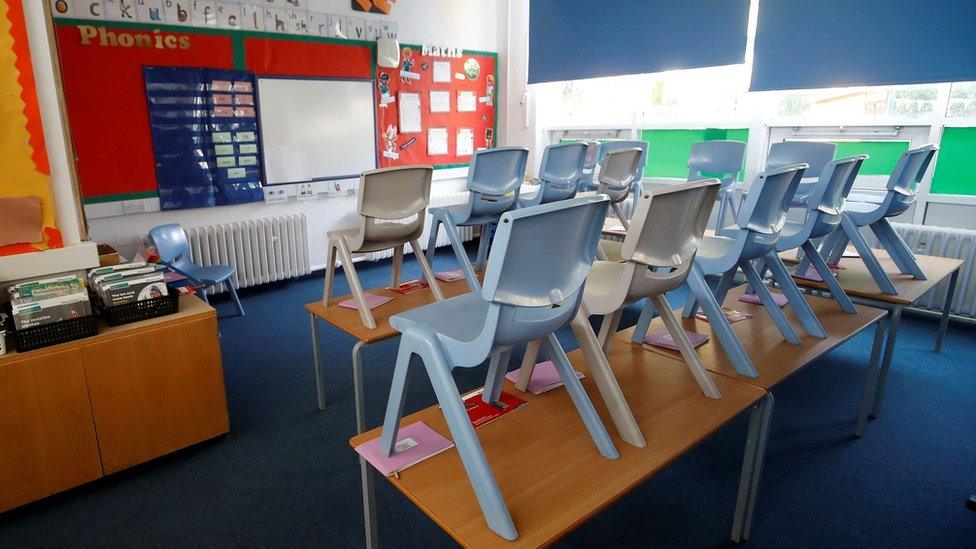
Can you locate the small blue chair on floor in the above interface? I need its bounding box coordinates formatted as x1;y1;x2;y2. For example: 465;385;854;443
687;140;747;230
765;140;837;207
149;223;245;316
379;195;618;541
517;142;588;208
765;154;869;314
576;140;601;191
425;147;529;291
594;140;648;220
677;164;822;377
820;144;938;295
596;146;644;229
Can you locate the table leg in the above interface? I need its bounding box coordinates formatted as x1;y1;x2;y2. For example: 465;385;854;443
360;456;378;549
352;341;368;435
855;318;887;437
870;306;901;419
311;314;325;410
731;392;774;543
935;269;959;353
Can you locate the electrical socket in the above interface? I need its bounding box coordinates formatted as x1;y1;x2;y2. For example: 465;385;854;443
264;187;288;204
297;183;316;201
122;200;147;215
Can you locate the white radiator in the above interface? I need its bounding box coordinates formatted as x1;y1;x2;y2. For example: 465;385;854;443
185;213;311;294
890;222;976;318
363;191;474;261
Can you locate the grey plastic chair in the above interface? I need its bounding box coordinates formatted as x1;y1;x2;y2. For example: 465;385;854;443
378;195;619;541
764;155;868;314
820;144;938;295
522;179;724;401
577;140;602;191
517;142;588;208
673;164;821;378
426;147;529;291
765;140;837;207
323;166;443;329
687;140;747;230
596;147;644;229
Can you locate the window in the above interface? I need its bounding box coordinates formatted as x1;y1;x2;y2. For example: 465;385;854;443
641;128;749;179
772;84;943;122
946;82;976;118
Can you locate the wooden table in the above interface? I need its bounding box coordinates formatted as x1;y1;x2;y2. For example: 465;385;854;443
617;285;887;436
782;250;963;425
350;337;770;548
304;277;473;431
0;296;228;512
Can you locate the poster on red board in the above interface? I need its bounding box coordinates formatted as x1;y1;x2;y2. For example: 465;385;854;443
375;45;497;169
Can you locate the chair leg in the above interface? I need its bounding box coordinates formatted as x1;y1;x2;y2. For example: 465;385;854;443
682;291;700;319
714;269;737;306
544;332;625;457
390;245;404;288
631;298;658;344
515;339;543;392
475;222;493;273
841;215;898;294
740;260;801;344
714;195;729;230
323;238;337;305
597;309;623;355
441;216;481;292
611;203;630;230
820;227;849;266
687;265;759;378
651;293;721;399
227;278;245;317
379;337;416;456
425;217;441;266
410;238;444;301
802;240;856;314
198;287;210;304
764;252;826;338
483;349;513;404
872;219;926;279
335;238;377;329
569;311;646;449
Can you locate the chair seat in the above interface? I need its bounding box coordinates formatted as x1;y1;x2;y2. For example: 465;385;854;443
599;239;624;262
181;263;235;284
774;220;807;252
390;293;489;346
429;204;500;228
844;200;884;226
847;192;884;204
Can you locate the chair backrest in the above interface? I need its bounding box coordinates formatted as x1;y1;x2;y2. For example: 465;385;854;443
622;179;720;269
735;163;807;235
536;142;588;203
766;141;837;179
466;147;529;217
577;141;601;190
148;224;193;270
481;195;609;308
598;140;648;182
597;147;643;204
884;144;938;215
357;166;433;243
808;154;868;216
687;140;747;190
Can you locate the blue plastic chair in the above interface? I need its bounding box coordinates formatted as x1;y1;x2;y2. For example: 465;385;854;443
596;147;644;229
576;140;602;191
764;155;868;314
765;140;837;207
676;164;823;377
820;144;938;295
517;142;588;208
379;195;618;541
426;147;529;291
687;140;747;230
149;223;245;316
595;140;648;219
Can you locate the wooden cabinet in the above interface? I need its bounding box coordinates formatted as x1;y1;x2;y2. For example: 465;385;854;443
0;296;228;512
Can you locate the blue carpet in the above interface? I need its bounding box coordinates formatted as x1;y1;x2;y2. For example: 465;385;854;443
1;243;974;547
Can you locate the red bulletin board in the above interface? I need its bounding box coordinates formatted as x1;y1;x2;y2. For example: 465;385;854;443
243;37;372;79
375;46;497;169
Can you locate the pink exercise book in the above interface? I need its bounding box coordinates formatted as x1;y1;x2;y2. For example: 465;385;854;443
643;328;709;351
696;306;753;324
339;293;392;310
505;360;585;395
434;269;466;282
739;292;788;307
355;422;454;477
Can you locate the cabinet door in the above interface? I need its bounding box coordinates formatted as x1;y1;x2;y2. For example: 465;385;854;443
0;349;103;512
82;315;229;474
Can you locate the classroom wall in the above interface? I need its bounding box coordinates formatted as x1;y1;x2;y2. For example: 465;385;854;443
70;0;502;269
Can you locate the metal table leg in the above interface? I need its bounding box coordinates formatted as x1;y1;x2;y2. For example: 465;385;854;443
870;305;902;419
934;269;959;353
311;314;326;410
731;392;774;543
855;317;887;437
352;341;367;435
360;456;378;549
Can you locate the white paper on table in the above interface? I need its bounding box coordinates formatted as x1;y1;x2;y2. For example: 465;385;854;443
432;61;452;83
398;92;422;133
457;90;477;112
427;127;448;156
456;128;474;156
429;90;451;113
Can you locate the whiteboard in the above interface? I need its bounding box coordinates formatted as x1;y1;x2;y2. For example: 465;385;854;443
257;78;377;185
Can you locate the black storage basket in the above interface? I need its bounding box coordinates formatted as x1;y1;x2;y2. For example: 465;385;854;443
13;314;98;352
100;292;179;326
